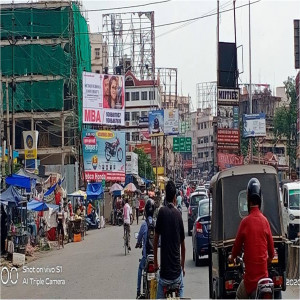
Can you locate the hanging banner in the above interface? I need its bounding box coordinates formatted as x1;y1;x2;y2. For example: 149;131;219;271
242;113;266;138
217;152;244;170
82;129;126;182
23;131;39;160
82;72;125;126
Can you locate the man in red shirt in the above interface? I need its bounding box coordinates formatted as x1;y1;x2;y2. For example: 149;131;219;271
229;178;275;299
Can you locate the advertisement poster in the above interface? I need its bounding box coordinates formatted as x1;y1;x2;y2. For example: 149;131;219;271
217;106;239;129
243;113;266;138
217;152;244;170
126;152;139;175
82;129;126;182
164;109;179;135
82;72;125;126
217;88;239;105
23;131;39;160
148;110;164;136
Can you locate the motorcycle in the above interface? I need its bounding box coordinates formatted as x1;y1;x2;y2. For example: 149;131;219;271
86;209;100;230
116;208;123;226
105;137;123;162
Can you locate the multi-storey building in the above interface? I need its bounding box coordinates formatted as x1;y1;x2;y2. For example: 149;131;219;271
1;1;91;192
90;33;108;74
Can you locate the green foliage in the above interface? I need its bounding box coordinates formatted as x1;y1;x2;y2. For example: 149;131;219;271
273;76;297;169
133;148;155;180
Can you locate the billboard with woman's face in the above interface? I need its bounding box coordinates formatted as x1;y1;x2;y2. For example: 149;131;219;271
82;72;125;125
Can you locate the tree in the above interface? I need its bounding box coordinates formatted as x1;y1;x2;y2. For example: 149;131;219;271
133;148;155;181
274;76;297;170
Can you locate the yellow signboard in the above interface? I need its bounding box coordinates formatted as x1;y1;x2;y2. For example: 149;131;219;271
23;131;39;160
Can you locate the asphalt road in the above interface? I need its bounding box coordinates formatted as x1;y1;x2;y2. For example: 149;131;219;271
1;207;299;299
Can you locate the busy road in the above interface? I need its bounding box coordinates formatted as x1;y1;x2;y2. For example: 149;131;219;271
1;206;299;299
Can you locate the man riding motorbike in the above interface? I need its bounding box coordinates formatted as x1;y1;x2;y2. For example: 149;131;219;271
228;178;275;299
135;199;155;299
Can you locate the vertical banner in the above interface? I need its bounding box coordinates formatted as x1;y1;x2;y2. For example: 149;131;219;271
82;72;125;125
149;110;164;136
164;109;179;135
23;131;39;171
82;129;126;182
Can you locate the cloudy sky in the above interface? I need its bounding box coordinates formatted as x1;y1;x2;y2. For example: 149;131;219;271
7;0;299;109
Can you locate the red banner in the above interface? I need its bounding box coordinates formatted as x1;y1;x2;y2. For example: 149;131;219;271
129;143;152;154
84;171;125;182
217;152;244;170
217;129;240;143
183;160;193;169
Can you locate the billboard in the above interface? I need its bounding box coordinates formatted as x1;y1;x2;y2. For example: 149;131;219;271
217;129;240;150
242;113;266;138
82;129;126;182
129;143;152;154
148;109;179;136
126;152;139;175
149;110;164;136
218;105;239;129
217;88;239;105
82;72;125;126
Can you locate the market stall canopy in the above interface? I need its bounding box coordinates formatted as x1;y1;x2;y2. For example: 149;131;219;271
110;183;123;193
5;174;34;189
16;168;43;183
27;200;59;212
0;185;23;205
141;178;153;185
86;183;104;200
68;190;87;199
124;183;137;192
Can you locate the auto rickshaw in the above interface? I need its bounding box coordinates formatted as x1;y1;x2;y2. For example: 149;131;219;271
208;165;287;299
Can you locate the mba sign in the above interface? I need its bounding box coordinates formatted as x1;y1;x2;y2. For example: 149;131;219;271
218;88;239;104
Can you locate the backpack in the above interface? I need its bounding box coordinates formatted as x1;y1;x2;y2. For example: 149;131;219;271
145;218;156;255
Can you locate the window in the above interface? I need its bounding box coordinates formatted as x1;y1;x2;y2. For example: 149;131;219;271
131;91;140;101
126;132;130;141
204;122;207;129
132;132;140;141
141;91;148;100
197;138;201;144
95;48;100;58
204;136;209;143
205;151;209;157
141;111;148;117
125;92;130;102
211;136;213;142
131;112;140;121
198;123;200;130
201;123;203;129
149;91;155;100
200;152;203;158
125;112;130;121
95;70;100;74
200;138;204;144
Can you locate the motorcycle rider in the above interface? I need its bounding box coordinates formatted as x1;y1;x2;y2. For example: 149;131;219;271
228;178;275;299
135;199;155;299
154;180;185;298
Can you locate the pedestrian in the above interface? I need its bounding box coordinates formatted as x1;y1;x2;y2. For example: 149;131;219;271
132;193;136;221
154;180;185;298
135;192;140;225
123;198;132;251
57;206;64;249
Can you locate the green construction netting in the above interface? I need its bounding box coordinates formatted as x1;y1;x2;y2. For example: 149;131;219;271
2;80;64;112
0;7;70;39
72;3;91;129
1;44;71;77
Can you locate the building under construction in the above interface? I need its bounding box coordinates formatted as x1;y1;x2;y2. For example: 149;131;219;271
1;1;91;191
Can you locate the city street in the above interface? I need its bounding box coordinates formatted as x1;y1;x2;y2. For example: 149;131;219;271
1;208;299;299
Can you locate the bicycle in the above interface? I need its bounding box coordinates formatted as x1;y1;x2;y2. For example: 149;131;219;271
124;224;130;256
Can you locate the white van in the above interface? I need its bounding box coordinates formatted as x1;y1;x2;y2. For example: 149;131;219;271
282;181;300;240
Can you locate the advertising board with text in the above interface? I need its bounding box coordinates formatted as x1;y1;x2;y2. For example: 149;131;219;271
242;113;266;138
217;129;240;150
217;88;239;105
217;152;244;170
23;130;39;171
218;106;239;129
148;110;164;136
129;143;152;154
126;152;139;175
82;129;125;182
82;72;125;126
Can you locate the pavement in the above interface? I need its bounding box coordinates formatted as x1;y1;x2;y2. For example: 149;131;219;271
1;207;299;299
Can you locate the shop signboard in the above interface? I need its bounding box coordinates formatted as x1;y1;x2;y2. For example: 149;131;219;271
217;152;244;170
23;130;39;171
217;129;240;150
126;152;139;175
217;88;239;105
242;113;266;138
82;129;126;182
82;72;125;126
129;143;151;154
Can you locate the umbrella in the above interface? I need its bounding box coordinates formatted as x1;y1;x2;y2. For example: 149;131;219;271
124;183;137;192
67;190;87;199
110;183;123;193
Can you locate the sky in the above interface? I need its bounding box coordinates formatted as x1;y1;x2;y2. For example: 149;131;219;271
5;0;300;110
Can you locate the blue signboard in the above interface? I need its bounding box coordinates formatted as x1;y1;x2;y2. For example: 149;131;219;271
243;113;266;138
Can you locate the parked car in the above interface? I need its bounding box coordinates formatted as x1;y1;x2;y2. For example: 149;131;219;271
195;186;208;197
192;199;211;266
187;192;208;236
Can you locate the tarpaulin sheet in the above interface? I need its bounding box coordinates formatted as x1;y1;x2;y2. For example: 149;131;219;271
5;174;32;189
27;200;59;212
86;183;103;200
0;185;23;204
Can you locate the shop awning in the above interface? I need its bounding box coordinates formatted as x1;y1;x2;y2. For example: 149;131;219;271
5;174;33;189
27;200;59;212
0;185;23;205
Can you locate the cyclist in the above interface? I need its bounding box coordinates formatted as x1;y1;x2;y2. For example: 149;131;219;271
229;178;275;299
123;198;132;251
135;199;155;299
154;180;185;298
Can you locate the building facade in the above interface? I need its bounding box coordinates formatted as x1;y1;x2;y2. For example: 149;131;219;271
90;33;108;74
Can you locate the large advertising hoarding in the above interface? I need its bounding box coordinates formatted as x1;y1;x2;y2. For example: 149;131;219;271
126;152;139;175
217;153;244;170
82;129;126;182
148;109;179;136
82;72;125;126
242;113;266;138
